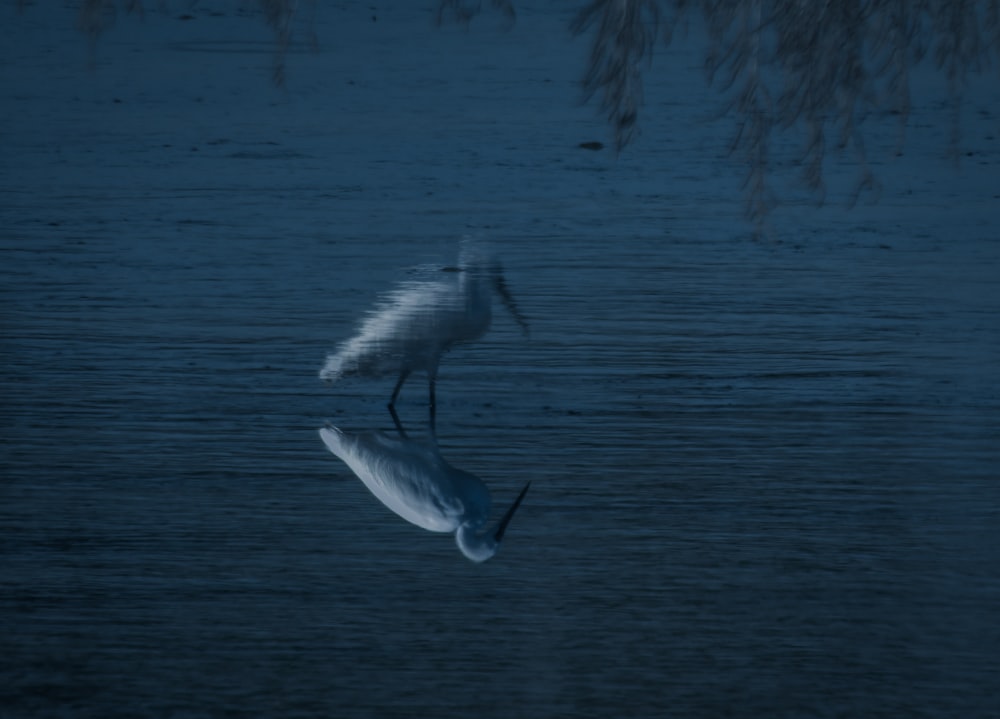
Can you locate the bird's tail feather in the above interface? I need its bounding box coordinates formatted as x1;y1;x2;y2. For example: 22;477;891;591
319;353;348;383
319;425;346;457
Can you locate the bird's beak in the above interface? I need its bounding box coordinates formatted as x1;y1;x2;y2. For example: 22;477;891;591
492;271;530;336
493;481;531;543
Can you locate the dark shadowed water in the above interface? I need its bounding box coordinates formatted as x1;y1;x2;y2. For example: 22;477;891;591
3;2;999;718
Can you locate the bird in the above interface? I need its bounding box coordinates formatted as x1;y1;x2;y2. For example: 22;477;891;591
319;417;531;562
319;239;529;425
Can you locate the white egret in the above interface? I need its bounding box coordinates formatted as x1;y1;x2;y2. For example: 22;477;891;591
319;241;529;423
319;419;531;563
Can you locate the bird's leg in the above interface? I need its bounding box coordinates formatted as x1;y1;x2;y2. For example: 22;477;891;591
388;403;407;438
389;368;411;412
428;375;437;437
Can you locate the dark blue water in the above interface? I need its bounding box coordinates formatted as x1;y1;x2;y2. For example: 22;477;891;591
3;3;999;717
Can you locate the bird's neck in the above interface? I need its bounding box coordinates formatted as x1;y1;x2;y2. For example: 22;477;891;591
460;271;490;298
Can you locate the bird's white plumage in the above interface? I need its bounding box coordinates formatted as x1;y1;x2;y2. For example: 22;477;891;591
319;425;484;533
318;239;530;561
319;275;491;384
318;239;528;405
319;424;529;562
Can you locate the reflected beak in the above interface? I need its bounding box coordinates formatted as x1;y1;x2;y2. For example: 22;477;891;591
493;481;532;543
493;272;530;336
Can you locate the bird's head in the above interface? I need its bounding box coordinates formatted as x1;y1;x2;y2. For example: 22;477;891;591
455;481;532;563
443;251;530;336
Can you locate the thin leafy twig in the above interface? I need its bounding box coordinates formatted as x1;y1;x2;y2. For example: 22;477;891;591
59;0;1000;229
571;0;662;151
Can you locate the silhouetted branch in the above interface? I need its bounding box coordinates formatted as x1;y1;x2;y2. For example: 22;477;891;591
74;0;315;86
570;0;662;151
260;0;318;87
54;0;1000;230
573;0;997;228
77;0;144;42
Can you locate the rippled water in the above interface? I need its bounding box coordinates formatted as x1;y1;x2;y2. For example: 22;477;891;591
3;3;999;718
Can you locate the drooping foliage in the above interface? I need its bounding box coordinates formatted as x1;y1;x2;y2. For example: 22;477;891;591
61;0;1000;229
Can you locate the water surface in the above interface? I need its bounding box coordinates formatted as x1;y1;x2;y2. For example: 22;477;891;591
2;3;999;717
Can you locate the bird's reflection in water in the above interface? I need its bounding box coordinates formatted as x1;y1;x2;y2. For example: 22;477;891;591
319;238;529;426
319;409;530;563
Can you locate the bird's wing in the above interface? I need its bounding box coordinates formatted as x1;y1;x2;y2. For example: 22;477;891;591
321;427;462;532
320;280;452;382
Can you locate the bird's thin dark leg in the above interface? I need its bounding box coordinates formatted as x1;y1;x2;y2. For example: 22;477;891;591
388;403;407;438
428;375;437;437
389;368;411;411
